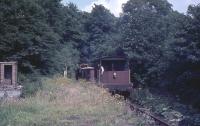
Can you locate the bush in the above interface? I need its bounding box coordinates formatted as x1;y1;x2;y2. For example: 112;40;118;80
18;73;43;97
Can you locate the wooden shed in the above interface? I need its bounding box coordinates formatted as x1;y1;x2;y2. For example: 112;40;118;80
0;62;18;88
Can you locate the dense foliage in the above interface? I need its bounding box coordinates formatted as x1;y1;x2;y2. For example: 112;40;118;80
0;0;81;75
119;0;200;108
85;5;118;61
0;0;200;108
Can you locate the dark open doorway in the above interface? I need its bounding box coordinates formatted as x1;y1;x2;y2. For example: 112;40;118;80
4;65;12;80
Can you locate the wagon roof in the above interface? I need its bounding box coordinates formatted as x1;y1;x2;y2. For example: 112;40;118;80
99;56;127;61
92;56;128;63
80;67;94;70
93;48;128;62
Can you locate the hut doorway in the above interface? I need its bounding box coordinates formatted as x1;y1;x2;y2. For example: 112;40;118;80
4;65;12;80
0;62;17;87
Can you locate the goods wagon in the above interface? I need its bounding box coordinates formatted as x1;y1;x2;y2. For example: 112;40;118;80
94;56;133;92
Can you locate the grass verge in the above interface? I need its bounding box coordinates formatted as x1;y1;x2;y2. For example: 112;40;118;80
0;76;145;126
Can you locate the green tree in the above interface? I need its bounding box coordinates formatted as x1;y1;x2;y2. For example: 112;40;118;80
119;0;173;86
0;0;61;74
170;4;200;108
85;5;118;61
0;0;85;75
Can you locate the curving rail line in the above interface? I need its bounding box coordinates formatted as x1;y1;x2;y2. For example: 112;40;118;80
128;103;171;126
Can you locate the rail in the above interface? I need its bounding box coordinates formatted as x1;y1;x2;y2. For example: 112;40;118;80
128;102;171;126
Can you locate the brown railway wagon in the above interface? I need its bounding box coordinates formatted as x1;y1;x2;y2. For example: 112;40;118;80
94;56;133;92
79;66;95;82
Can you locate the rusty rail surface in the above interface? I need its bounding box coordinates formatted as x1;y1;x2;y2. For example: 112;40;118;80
128;103;171;126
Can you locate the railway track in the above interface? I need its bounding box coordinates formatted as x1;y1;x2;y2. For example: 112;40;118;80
128;102;171;126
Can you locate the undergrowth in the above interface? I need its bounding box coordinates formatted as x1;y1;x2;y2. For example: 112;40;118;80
130;88;200;126
18;73;43;97
0;76;144;126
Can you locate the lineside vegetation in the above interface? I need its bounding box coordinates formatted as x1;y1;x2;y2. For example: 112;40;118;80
0;77;147;126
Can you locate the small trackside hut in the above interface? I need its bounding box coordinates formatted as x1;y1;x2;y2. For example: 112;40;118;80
95;56;133;92
0;62;18;88
0;61;22;99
